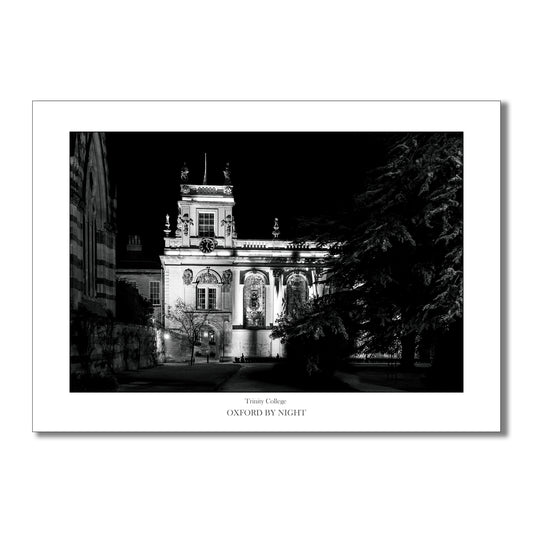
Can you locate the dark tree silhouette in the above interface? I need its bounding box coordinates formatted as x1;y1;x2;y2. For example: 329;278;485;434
116;279;153;325
272;295;352;376
287;133;463;384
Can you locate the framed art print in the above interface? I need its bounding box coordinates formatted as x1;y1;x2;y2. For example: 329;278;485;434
32;100;500;432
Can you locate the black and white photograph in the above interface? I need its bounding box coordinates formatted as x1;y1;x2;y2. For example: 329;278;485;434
70;131;463;393
34;100;499;433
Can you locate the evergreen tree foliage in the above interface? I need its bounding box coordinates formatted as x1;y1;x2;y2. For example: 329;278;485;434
281;133;463;373
116;279;154;325
272;294;354;375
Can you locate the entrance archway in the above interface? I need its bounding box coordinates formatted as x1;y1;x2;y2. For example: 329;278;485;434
199;325;218;362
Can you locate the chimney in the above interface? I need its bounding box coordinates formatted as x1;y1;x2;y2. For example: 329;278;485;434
126;234;142;253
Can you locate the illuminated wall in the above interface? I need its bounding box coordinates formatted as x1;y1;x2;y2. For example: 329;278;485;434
123;168;329;361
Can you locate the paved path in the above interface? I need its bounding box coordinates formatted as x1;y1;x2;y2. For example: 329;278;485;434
218;364;302;392
334;371;402;392
116;362;361;392
116;363;240;392
115;362;408;393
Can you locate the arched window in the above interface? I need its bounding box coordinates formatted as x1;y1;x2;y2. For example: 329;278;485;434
243;272;266;328
286;273;309;315
83;173;97;298
196;269;220;310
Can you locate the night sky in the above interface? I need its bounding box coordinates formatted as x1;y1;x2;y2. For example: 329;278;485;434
106;132;398;259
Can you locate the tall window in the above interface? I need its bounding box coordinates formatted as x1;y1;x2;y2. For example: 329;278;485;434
286;273;309;315
83;209;97;297
196;287;216;309
149;281;160;305
83;173;97;298
196;269;219;310
197;287;206;309
198;212;215;236
208;288;216;309
243;272;266;328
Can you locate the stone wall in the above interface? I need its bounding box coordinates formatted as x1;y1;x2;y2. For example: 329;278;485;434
70;320;164;376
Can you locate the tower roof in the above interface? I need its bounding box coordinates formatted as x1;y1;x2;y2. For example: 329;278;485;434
179;156;233;199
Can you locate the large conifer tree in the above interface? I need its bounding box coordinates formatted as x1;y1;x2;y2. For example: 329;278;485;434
286;133;463;377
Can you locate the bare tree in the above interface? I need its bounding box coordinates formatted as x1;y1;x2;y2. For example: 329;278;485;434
166;299;213;365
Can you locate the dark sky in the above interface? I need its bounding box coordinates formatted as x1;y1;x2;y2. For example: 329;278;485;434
106;132;397;258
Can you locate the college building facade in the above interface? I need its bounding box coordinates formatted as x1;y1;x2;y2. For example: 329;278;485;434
118;161;329;361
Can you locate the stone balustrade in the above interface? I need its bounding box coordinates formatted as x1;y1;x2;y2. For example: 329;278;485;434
164;237;327;250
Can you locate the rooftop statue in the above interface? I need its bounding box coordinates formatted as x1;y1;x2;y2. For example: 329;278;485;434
223;162;232;184
180;163;189;182
272;217;280;239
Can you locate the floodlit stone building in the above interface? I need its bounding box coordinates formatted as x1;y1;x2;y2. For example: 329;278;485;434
157;160;329;360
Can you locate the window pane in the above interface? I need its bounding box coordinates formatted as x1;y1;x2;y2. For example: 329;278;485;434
198;212;215;237
286;274;308;315
208;288;216;309
197;288;206;309
149;281;160;305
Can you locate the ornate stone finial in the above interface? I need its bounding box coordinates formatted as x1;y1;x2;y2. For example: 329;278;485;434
223;161;232;184
272;217;280;239
203;153;207;185
164;213;171;236
180;162;189;182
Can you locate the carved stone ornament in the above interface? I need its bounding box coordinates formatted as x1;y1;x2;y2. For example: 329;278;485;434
222;269;233;285
197;269;219;284
183;269;193;285
178;212;193;236
220;215;234;237
272;268;283;279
